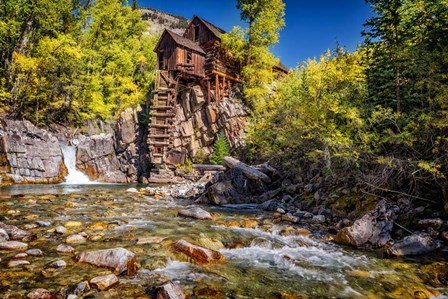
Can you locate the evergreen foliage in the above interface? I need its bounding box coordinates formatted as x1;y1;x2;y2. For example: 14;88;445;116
246;0;448;203
210;131;231;166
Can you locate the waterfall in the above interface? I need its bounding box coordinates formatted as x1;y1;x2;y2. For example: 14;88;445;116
60;145;95;184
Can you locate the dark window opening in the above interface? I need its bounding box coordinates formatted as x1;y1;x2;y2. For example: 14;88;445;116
158;52;165;70
186;50;192;64
194;26;199;42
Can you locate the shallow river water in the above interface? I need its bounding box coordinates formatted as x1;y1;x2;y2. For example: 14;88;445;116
0;184;447;298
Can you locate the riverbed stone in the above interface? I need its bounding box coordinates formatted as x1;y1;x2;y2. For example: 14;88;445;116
66;234;86;244
137;236;166;245
174;240;224;264
55;226;67;234
178;207;212;220
417;218;444;230
0;241;28;250
8;260;30;268
0;228;9;241
90;274;119;291
76;247;138;275
0;221;36;241
26;288;54;299
334;200;399;248
57;244;75;254
387;234;439;256
36;221;52;227
26;249;43;256
50;260;67;268
154;281;186;299
13;252;28;259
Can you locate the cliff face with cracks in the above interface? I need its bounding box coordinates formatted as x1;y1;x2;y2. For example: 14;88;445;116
0;119;67;184
167;84;248;163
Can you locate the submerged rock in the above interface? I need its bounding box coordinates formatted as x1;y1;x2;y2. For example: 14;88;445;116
0;241;28;250
174;240;224;264
66;234;87;244
8;260;31;268
0;222;35;241
26;288;55;299
90;274;119;291
26;249;43;256
334;200;399;248
154;281;186;299
0;228;9;242
56;244;75;254
387;234;439;256
76;247;138;275
178;207;212;220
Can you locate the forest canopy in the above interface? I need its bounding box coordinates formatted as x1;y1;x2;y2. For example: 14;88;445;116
0;0;158;125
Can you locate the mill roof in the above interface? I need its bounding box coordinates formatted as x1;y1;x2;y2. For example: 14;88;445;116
155;29;206;55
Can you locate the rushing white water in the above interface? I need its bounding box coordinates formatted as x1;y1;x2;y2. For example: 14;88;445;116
60;145;95;184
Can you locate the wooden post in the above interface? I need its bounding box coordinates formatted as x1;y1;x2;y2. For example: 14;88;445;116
222;76;226;99
215;73;219;102
207;80;211;104
228;81;232;97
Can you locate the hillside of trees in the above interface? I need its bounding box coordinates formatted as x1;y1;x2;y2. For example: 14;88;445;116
0;0;158;126
229;0;447;209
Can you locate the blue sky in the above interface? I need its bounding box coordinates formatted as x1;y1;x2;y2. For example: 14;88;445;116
138;0;373;68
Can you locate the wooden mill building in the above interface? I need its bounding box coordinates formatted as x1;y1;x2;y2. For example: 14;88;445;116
149;16;287;165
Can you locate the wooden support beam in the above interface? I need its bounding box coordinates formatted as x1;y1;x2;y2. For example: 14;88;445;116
207;80;211;104
215;73;219;102
212;70;242;83
222;76;226;100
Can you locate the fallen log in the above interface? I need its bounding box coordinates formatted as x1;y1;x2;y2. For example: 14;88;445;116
223;156;271;183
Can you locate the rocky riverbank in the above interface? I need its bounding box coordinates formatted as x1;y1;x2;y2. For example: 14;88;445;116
132;156;448;258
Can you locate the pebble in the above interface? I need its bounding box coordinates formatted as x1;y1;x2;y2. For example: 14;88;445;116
57;244;75;254
26;249;43;256
55;226;67;234
311;215;326;224
26;288;53;299
13;252;28;259
66;234;86;244
64;221;83;228
50;260;67;268
281;214;299;224
0;228;10;241
90;274;119;291
276;208;286;214
178;207;212;220
36;221;51;227
8;260;30;268
137;236;166;245
126;187;138;193
0;241;28;251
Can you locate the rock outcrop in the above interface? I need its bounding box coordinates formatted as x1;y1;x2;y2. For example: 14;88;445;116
168;86;248;163
387;233;440;256
334;200;399;248
75;106;150;183
0;119;67;184
195;158;270;205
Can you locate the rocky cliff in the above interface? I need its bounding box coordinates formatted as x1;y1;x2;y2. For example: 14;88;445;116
0;119;67;184
168;84;248;163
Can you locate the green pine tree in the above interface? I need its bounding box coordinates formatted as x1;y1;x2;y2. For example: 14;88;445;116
210;131;231;165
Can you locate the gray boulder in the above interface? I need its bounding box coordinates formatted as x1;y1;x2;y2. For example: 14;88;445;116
0;222;35;241
178;207;212;220
76;247;138;275
0;119;66;184
386;233;439;256
334;200;399;248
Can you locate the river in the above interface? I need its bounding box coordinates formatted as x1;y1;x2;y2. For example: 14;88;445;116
0;184;447;298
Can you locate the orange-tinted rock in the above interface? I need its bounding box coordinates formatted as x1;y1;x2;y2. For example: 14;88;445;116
174;240;224;264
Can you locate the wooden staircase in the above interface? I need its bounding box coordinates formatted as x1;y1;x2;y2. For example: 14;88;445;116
148;71;177;165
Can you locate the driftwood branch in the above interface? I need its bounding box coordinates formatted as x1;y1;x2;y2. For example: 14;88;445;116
223;156;271;183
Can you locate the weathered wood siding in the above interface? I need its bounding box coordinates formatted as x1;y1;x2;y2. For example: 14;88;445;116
203;40;240;79
175;47;205;76
184;18;216;45
156;34;177;71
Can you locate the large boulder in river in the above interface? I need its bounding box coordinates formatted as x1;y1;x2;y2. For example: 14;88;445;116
76;247;138;275
386;233;440;256
334;200;399;248
174;240;224;265
0;119;67;184
76;134;127;183
154;282;186;299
